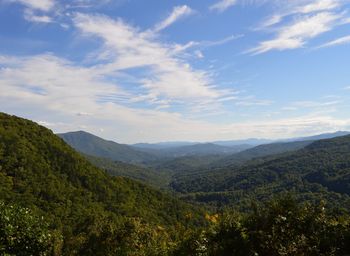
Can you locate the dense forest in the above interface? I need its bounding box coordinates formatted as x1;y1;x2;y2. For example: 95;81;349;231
2;112;350;255
170;135;350;210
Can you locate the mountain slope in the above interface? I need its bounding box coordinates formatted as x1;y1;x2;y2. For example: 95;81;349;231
133;142;251;158
58;131;158;164
171;135;350;210
210;140;313;168
0;113;205;254
285;131;350;142
85;154;171;188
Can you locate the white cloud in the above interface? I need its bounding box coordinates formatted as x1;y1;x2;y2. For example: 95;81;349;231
201;34;243;47
1;54;349;143
297;0;340;14
249;11;343;54
73;13;229;104
153;5;194;32
293;100;340;108
317;35;350;48
260;0;342;27
23;9;53;23
9;0;55;11
210;0;237;12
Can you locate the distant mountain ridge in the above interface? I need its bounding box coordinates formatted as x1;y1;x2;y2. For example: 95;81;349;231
58;131;158;164
58;130;350;169
136;143;252;158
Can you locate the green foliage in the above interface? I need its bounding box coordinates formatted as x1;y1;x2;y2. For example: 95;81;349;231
0;112;205;255
171;135;350;210
0;201;59;256
58;131;158;164
3;112;350;255
175;196;350;256
85;154;170;188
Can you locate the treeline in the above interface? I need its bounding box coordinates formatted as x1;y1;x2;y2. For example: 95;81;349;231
2;196;350;255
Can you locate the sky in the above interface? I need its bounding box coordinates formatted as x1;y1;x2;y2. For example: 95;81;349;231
1;0;350;143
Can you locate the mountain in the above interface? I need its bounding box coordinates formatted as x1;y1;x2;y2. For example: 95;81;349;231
213;138;274;147
209;140;314;168
58;131;158;164
132;131;350;160
201;132;350;170
284;131;350;142
170;135;350;210
134;143;252;159
159;143;250;157
85;154;171;188
0;113;205;254
132;141;198;149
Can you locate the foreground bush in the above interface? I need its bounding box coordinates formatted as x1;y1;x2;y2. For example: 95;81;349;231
175;196;350;256
0;202;58;255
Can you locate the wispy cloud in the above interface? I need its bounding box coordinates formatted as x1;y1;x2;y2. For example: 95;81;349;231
249;0;350;53
201;34;243;47
153;5;194;32
23;9;53;23
249;11;344;54
259;0;342;29
73;13;230;107
210;0;237;12
317;35;350;48
9;0;55;11
172;34;243;59
1;55;348;143
282;99;342;113
297;0;341;14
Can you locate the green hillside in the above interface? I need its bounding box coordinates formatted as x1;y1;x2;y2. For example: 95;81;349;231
2;112;350;255
58;131;158;164
171;135;350;210
85;154;171;188
0;113;205;255
209;140;313;168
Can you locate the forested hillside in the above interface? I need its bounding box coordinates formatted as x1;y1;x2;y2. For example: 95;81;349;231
85;154;171;188
170;135;350;210
0;113;205;255
2;112;350;255
58;131;158;164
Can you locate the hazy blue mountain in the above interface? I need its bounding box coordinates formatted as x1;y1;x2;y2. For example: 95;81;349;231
134;143;252;159
160;143;251;157
283;131;350;142
206;131;350;169
132;142;198;149
58;131;159;164
212;138;274;147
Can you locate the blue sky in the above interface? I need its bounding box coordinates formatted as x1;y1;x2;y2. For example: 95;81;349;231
1;0;350;143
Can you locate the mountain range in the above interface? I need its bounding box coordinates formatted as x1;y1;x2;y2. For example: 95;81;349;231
2;112;350;255
59;130;350;165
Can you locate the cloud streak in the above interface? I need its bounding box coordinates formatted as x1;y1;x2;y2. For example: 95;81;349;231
153;5;194;32
317;35;350;48
249;11;344;54
210;0;237;12
9;0;55;11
